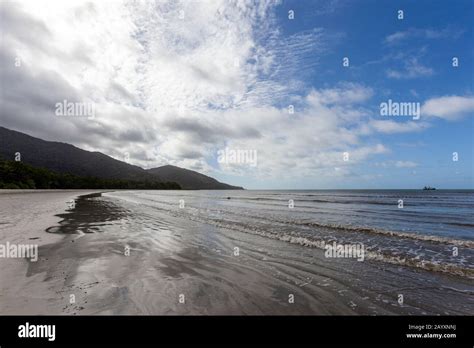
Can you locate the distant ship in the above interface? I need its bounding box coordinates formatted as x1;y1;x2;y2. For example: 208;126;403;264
423;186;436;190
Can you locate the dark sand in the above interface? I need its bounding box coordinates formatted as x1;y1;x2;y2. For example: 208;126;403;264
0;191;473;315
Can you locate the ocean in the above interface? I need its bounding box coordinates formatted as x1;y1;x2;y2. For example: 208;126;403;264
101;190;474;276
39;189;474;314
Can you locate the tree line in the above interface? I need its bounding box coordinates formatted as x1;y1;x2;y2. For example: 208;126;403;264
0;158;181;190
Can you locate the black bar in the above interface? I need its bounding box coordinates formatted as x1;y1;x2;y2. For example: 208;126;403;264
0;315;472;346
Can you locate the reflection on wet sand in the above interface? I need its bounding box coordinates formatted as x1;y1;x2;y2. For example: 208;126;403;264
26;192;474;315
46;193;130;235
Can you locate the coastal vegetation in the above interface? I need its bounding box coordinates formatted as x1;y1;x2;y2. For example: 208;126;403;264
0;158;181;190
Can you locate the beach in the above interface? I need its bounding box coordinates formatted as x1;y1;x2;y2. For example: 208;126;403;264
0;190;103;314
0;190;473;315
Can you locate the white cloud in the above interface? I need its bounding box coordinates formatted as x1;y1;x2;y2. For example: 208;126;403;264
384;31;408;44
422;96;474;120
386;57;434;79
0;0;452;183
384;27;464;44
369;120;430;134
394;161;418;168
307;83;373;105
376;161;418;168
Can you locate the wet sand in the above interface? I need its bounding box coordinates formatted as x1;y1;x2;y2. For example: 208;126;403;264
0;190;103;314
0;191;473;315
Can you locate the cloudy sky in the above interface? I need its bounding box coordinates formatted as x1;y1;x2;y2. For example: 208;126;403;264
1;0;473;189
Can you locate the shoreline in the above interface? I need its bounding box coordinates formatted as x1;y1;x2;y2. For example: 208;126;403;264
0;190;106;314
0;190;472;315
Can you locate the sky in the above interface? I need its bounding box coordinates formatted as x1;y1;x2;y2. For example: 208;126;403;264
0;0;473;189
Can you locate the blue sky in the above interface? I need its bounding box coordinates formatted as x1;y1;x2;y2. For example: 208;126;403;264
1;0;473;189
220;0;474;189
